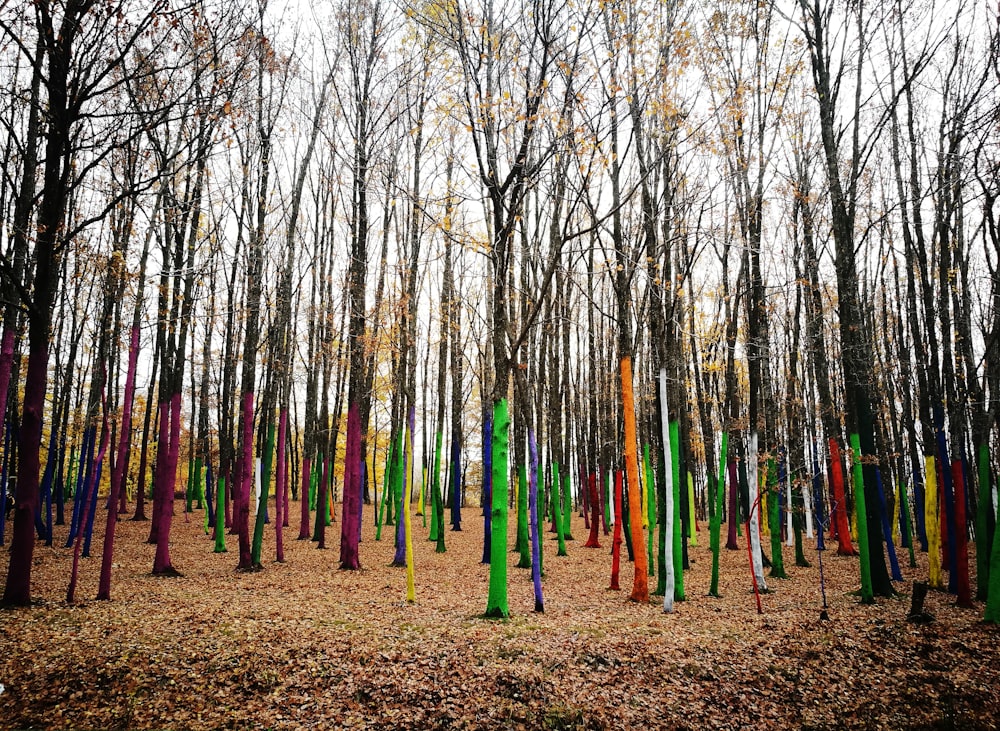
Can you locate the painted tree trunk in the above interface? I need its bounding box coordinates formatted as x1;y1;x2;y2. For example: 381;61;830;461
849;433;874;603
584;472;601;549
315;456;330;548
251;419;276;567
610;469;623;592
275;409;287;563
214;473;227;553
952;460;972;607
152;392;182;575
977;444;993;601
98;334;139;597
482;416;492;564
339;402;362;569
429;432;442;543
485;399;510;618
747;433;768;594
670;420;685;602
727;456;739;550
528;428;543;612
768;457;787;579
644;446;655;575
875;468;902;581
298;457;311;540
450;436;462;531
404;407;416;603
926;455;943;589
236;391;255;570
829;439;856;556
516;463;532;567
69;405;110;602
392;432;407;565
620;356;648;603
659;370;675;612
709;433;728;598
553;463;566;557
984;498;1000;622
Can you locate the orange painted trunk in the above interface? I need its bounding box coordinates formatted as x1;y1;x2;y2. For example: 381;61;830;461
620;356;649;602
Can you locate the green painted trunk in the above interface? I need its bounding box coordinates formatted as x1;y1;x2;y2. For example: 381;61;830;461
850;433;874;604
768;457;786;578
709;433;728;597
553;462;566;557
670;420;684;601
978;443;993;601
251;419;276;567
561;474;573;541
429;432;442;542
644;445;655;577
485;399;510;618
213;474;227;553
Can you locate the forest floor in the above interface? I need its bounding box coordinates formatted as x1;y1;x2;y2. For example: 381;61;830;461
1;501;998;730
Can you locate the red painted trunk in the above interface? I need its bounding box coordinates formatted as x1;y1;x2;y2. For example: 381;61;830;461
339;402;362;569
153;391;182;574
952;460;972;607
298;456;311;539
610;469;623;590
275;408;287;562
828;438;856;556
237;391;254;569
2;340;49;605
584;472;601;548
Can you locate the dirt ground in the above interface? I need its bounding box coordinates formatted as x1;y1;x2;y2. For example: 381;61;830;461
1;500;997;730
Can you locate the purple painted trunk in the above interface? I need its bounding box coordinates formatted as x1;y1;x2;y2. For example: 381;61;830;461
152;391;181;574
69;405;110;602
237;390;254;569
298;456;311;539
529;428;543;612
339;402;362;569
275;408;287;562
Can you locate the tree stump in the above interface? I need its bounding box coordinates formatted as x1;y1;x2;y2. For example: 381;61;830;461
907;581;934;623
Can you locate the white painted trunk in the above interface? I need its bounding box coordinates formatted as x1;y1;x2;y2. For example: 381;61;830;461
804;439;815;540
785;470;794;547
748;432;768;592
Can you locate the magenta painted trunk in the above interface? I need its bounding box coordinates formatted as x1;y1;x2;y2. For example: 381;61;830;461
0;327;15;445
113;324;141;515
97;325;140;596
275;408;287;562
3;340;49;605
339;402;362;569
237;390;254;568
148;400;170;545
153;391;182;573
